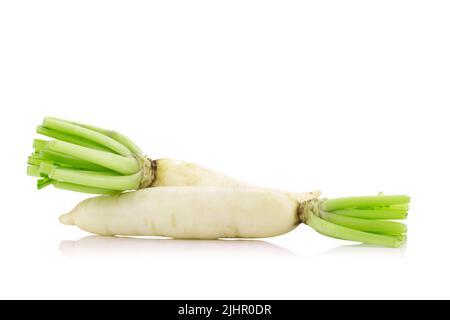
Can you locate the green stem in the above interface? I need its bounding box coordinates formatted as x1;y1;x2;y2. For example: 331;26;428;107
52;181;119;195
37;177;52;189
63;118;143;156
33;139;48;152
38;150;109;171
303;195;409;247
306;213;406;248
37;126;110;152
42;117;133;157
46;166;142;190
319;211;406;236
27;156;42;166
389;204;409;210
46;140;139;175
27;165;41;177
28;117;148;194
28;156;80;171
322;195;410;211
331;208;408;220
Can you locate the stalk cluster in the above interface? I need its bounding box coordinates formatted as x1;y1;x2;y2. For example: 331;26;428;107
27;117;146;194
302;195;409;247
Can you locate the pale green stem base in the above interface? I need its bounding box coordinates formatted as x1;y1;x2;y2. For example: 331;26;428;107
27;117;146;194
303;195;410;248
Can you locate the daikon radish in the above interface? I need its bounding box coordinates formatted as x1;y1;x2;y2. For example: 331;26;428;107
28;117;410;247
60;187;409;247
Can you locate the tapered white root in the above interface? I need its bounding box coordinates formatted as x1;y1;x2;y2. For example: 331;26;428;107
59;213;74;225
60;188;408;247
60;187;320;239
151;159;249;188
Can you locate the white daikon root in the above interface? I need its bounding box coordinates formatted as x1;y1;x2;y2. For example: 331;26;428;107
151;159;248;188
60;187;408;247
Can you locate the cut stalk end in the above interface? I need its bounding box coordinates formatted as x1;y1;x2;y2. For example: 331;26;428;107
27;117;151;194
302;194;410;248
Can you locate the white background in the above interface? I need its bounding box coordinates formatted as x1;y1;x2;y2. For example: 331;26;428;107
0;1;449;299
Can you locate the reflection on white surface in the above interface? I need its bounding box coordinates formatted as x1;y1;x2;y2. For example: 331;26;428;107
60;236;296;258
60;236;407;260
317;243;407;259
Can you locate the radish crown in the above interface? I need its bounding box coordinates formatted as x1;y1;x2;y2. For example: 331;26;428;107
27;117;151;194
301;194;409;247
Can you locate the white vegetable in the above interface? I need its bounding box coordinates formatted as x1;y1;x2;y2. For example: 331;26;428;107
152;159;248;188
29;117;409;247
60;187;319;239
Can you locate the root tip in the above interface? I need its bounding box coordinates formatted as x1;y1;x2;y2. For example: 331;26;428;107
59;213;74;225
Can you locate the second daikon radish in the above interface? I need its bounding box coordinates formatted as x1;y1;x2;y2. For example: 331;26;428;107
60;187;409;247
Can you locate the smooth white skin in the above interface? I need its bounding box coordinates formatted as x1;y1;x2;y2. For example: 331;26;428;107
60;187;320;239
152;159;248;188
